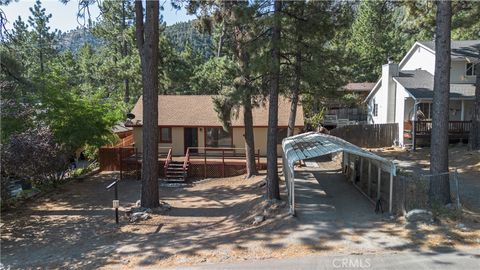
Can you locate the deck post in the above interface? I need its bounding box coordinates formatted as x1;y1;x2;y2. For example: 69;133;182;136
119;148;123;181
461;100;465;121
204;149;207;178
412;102;417;151
360;157;364;183
389;170;393;213
222;149;225;177
368;161;371;197
257;149;260;168
377;167;381;200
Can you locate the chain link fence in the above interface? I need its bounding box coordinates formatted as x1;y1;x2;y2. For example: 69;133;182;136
395;171;462;213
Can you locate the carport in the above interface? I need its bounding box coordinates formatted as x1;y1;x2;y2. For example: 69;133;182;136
282;132;397;216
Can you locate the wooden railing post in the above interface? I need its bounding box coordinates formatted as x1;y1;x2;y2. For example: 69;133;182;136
204;148;207;178
222;149;225;177
257;149;260;168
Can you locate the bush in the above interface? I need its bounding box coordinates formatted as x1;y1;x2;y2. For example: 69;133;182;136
1;126;69;187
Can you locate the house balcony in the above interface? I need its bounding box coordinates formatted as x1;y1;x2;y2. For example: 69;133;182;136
404;120;471;149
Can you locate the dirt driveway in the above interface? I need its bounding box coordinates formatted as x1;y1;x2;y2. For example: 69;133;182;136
1;162;479;269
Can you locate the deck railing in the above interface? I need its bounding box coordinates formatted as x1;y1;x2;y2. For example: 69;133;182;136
186;147;261;178
163;148;173;176
413;120;471;135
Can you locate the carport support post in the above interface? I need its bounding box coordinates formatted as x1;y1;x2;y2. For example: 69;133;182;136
377;167;381;200
360;158;363;183
389;170;393;213
368;161;371;196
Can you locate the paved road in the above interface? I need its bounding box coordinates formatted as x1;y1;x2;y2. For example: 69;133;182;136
166;251;480;270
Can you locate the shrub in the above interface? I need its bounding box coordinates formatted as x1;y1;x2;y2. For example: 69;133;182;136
1;126;69;187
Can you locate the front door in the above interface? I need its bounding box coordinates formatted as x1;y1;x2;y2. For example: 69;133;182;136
184;128;198;154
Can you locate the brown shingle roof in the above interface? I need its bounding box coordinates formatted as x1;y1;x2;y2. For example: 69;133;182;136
341;82;376;92
127;95;304;127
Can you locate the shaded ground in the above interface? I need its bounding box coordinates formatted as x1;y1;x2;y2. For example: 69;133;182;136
1;161;479;269
370;145;480;212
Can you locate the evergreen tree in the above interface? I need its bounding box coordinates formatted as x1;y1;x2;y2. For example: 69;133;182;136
348;0;404;82
27;0;58;76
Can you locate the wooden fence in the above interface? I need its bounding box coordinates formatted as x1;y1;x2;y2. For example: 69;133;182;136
99;146;136;171
330;123;398;148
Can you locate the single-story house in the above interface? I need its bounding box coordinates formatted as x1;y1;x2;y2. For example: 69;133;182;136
125;95;304;156
365;40;479;147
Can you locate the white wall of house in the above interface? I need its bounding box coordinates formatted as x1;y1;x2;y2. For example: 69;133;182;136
394;83;411;146
451;60;477;84
400;45;435;74
368;85;388;124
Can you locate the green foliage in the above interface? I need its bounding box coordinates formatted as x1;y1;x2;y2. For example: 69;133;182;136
341;93;362;108
191;56;236;95
348;0;406;82
164;20;214;59
305;109;326;130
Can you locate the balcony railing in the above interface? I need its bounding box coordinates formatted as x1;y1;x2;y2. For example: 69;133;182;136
413;120;471;136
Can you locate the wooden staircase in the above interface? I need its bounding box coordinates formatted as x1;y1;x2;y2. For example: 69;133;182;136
163;148;189;182
165;161;188;181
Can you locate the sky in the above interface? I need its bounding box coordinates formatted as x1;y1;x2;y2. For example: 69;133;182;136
1;0;196;32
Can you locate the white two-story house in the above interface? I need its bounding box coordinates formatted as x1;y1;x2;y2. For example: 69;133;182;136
365;40;479;147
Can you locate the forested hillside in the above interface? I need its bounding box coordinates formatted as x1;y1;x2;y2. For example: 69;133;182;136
164;21;214;59
57;20;213;59
58;27;103;52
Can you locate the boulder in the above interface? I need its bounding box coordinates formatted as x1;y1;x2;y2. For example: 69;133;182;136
406;209;433;223
252;215;265;225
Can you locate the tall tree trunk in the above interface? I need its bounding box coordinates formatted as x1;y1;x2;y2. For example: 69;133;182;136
266;0;282;201
122;0;130;103
243;97;257;178
287;44;302;137
135;0;160;208
429;0;451;205
287;2;304;138
469;61;480;150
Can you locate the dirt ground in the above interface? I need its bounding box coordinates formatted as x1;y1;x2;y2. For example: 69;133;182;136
1;160;479;269
370;145;480;212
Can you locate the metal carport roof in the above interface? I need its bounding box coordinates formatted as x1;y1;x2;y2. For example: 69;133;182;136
282;132;397;215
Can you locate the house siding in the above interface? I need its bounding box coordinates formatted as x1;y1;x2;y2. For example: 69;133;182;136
394;83;409;146
451;60;477;84
400;45;435;74
133;126;301;157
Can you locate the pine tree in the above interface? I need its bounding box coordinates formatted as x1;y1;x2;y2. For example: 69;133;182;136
266;0;282;200
429;0;452;206
348;0;404;82
27;0;58;76
135;0;160;208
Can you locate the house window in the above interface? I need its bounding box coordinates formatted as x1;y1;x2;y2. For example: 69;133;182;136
206;128;231;147
466;63;478;76
159;127;172;143
277;128;288;144
373;103;378;117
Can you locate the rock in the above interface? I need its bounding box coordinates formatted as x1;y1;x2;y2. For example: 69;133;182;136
130;212;150;222
456;223;468;231
135;200;141;207
406;209;433;223
252;215;265;225
121;258;130;265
